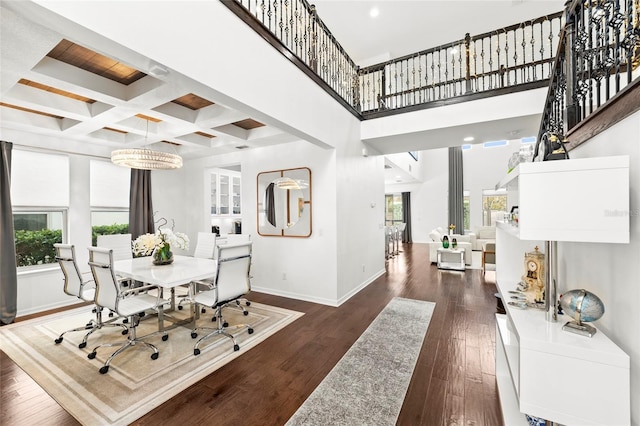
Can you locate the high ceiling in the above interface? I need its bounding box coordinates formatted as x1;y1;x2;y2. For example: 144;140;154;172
0;0;564;166
313;0;564;66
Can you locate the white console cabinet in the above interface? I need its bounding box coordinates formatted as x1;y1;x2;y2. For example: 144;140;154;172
494;156;630;426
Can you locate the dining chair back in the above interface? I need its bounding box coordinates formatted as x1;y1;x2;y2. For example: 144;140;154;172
55;243;86;300
96;233;133;261
215;242;252;302
193;232;217;259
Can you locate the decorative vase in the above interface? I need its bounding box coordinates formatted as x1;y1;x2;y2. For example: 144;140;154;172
152;244;174;265
442;235;449;249
452;238;457;249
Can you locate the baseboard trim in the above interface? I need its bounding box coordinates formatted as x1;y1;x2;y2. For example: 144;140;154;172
252;268;385;307
336;268;385;306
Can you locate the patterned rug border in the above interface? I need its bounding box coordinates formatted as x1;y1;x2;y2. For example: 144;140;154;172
1;302;303;425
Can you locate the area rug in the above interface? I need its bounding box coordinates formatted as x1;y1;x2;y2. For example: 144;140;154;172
286;297;435;425
0;302;303;425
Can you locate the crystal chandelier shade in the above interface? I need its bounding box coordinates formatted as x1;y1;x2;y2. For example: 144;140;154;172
111;148;183;170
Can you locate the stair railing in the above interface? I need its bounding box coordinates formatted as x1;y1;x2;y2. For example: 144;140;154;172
535;0;639;159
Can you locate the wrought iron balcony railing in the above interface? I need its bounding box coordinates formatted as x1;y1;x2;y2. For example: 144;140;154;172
358;13;563;117
537;0;639;151
222;0;565;119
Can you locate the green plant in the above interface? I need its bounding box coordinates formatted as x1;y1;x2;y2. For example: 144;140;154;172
14;229;62;267
14;223;129;267
91;223;129;246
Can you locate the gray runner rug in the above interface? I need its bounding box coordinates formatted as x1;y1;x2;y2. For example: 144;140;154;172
286;297;435;426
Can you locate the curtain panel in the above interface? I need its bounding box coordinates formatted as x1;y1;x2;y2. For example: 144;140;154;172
129;169;154;240
401;192;412;243
448;146;464;235
1;141;18;325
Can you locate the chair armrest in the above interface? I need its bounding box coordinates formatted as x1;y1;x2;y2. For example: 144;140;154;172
121;284;159;297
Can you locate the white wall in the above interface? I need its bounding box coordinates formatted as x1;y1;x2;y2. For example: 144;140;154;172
153;140;344;305
16;153;93;315
559;111;640;424
335;126;386;303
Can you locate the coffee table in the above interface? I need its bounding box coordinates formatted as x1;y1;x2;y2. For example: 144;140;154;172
436;247;465;271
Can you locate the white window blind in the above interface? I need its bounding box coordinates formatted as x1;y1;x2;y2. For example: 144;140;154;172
90;160;130;208
11;150;69;206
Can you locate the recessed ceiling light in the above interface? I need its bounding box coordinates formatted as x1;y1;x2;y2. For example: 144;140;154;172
370;7;379;18
463;136;474;142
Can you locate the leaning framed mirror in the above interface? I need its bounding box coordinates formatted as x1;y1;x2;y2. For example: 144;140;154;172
257;167;312;237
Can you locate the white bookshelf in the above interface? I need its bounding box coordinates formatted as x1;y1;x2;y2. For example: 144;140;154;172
494;157;631;426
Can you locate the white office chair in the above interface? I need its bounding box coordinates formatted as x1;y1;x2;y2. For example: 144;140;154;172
177;232;217;311
86;247;167;374
190;242;254;354
96;233;133;261
53;244;128;349
193;232;217;259
216;234;252;316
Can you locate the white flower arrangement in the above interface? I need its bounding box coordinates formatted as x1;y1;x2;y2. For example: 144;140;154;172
132;218;189;257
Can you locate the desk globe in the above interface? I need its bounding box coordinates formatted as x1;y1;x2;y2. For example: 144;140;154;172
559;289;605;337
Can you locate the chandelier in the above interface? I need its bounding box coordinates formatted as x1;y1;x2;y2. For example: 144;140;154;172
111;149;183;170
110;117;183;170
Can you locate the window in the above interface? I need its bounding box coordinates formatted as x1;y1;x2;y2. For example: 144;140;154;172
13;210;65;267
482;189;507;226
463;191;470;231
11;150;70;268
90;160;130;245
385;193;403;226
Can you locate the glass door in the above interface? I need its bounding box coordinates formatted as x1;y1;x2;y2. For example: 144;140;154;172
219;174;230;215
232;176;241;215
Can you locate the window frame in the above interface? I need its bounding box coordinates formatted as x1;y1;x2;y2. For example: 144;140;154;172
13;206;68;271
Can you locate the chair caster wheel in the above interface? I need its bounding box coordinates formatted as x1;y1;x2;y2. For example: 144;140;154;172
248;328;254;334
178;305;183;310
162;334;169;341
151;353;159;360
108;312;114;317
55;337;63;344
99;366;109;374
194;348;201;356
79;342;87;349
245;301;251;306
201;308;206;314
123;318;128;324
223;322;229;328
243;310;249;316
191;332;197;339
211;317;216;322
88;352;97;360
122;329;128;335
233;344;240;351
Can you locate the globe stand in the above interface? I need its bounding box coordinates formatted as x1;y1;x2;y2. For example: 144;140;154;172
561;288;598;337
562;320;597;337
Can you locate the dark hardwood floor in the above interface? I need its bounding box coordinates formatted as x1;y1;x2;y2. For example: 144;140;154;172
1;243;503;426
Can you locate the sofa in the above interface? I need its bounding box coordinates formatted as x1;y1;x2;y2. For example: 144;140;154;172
428;227;473;265
472;226;496;251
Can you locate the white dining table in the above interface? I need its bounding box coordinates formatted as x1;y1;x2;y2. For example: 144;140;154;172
113;255;217;331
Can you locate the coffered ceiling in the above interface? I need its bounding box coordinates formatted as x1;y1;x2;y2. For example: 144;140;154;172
0;18;298;161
